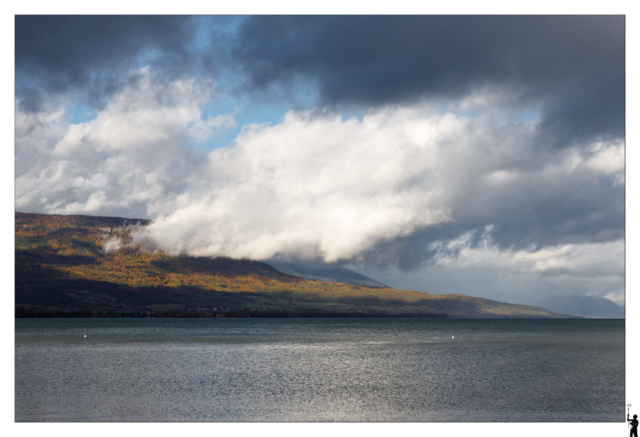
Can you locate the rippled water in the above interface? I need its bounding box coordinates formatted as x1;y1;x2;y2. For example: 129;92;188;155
15;318;624;422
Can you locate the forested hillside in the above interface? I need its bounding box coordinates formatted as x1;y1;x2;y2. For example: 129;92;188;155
15;212;566;318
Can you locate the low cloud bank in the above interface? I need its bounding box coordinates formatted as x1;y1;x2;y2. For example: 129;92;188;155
133;106;623;268
16;72;624;290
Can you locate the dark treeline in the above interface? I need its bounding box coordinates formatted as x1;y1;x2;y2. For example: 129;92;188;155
15;307;451;319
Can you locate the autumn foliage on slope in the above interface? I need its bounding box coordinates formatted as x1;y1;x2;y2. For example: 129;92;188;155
15;212;562;317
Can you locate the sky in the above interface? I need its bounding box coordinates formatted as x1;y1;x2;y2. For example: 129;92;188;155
14;15;625;306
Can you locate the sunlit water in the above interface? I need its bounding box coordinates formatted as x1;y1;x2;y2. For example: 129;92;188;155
15;318;624;422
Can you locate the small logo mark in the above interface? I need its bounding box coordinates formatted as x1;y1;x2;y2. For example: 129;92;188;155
628;404;637;437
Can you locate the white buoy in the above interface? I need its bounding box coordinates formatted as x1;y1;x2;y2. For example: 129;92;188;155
84;335;86;337
452;336;454;339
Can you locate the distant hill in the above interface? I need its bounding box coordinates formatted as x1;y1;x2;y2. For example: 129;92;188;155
15;211;572;318
537;295;624;318
267;261;388;288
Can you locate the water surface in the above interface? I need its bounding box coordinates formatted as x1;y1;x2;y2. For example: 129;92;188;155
15;318;624;422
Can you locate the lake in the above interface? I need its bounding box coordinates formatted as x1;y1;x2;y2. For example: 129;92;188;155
15;318;624;422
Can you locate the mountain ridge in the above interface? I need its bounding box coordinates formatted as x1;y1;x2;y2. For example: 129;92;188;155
267;261;388;288
15;211;572;318
537;295;624;318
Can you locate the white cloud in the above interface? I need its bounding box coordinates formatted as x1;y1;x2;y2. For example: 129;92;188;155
15;69;234;218
15;68;624;293
189;114;237;142
585;141;625;187
434;233;623;280
134;106;622;266
133;108;466;261
102;236;123;253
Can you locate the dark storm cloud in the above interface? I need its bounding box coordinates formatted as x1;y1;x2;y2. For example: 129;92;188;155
486;177;624;250
537;70;625;146
230;15;624;145
15;15;196;110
